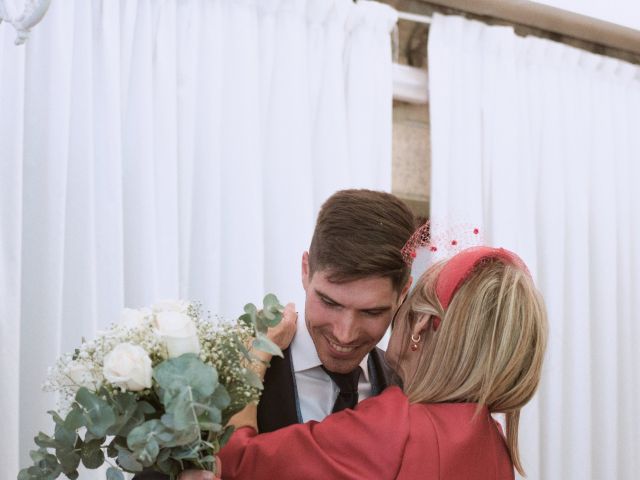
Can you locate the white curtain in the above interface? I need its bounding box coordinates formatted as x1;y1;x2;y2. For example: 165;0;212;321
0;0;397;477
428;13;640;480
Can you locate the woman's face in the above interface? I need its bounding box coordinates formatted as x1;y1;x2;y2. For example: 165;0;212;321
385;302;424;385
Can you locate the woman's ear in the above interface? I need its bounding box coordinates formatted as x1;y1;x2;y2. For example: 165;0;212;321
412;314;432;338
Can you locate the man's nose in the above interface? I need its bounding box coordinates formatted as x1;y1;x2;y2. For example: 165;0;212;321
332;312;358;344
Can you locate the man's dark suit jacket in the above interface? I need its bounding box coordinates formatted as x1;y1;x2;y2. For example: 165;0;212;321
133;347;394;479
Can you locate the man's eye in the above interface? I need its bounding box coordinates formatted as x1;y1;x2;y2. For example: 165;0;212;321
363;310;384;317
320;297;338;307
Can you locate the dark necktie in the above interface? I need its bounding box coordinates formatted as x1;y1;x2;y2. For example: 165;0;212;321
322;366;361;413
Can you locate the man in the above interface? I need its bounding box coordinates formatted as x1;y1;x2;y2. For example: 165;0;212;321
258;189;415;432
137;189;415;479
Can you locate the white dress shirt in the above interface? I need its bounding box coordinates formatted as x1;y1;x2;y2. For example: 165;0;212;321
290;313;372;423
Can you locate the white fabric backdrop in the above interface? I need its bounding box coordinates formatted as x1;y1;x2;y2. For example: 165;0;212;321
0;0;397;477
428;13;640;480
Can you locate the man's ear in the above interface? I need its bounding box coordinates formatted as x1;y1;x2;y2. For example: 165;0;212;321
302;251;310;291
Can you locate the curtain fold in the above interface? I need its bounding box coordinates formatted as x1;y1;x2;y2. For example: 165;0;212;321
0;0;398;477
428;13;640;479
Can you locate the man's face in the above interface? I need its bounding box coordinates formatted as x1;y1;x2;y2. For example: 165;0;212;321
301;252;407;374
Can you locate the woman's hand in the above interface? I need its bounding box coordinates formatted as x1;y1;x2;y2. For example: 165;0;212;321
268;302;298;350
250;303;297;378
178;457;222;480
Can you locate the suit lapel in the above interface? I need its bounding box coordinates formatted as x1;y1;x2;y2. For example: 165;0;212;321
368;347;400;394
257;346;300;433
258;346;399;433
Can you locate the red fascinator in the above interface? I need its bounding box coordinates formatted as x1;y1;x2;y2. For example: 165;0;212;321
436;246;530;310
402;222;530;330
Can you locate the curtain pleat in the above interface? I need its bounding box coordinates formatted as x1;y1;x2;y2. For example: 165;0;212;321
0;1;397;477
428;13;640;479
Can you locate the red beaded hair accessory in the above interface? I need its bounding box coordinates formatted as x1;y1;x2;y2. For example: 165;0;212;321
402;221;484;271
401;222;530;330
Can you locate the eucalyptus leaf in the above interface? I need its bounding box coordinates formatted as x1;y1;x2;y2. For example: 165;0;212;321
81;445;105;469
219;425;236;449
163;390;198;432
106;467;125;480
196;403;221;424
210;384;231;410
80;437;105;469
261;308;276;323
243;303;258;318
109;398;148;437
254;316;268;334
241;368;264;390
155;457;180;476
154;354;217;402
116;446;143;472
137;400;156;415
111;391;138;417
64;406;85;430
83;437;104;451
34;432;58;449
232;336;252;362
106;440;118;459
54;423;77;448
252;334;283;358
127;419;163;451
198;422;223;433
47;410;65;426
261;307;282;327
29;448;53;464
171;444;201;460
75;388;116;438
138;438;160;466
261;294;283;327
156;448;172;463
84;430;105;443
19;452;63;480
16;469;30;480
262;293;280;309
56;446;81;473
238;313;252;329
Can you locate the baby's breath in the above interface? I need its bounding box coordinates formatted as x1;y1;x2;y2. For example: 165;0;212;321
45;301;265;415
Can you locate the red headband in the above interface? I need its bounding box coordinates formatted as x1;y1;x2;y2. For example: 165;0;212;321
432;246;530;330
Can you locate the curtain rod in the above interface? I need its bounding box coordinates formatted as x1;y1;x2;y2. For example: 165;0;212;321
397;11;432;25
421;0;640;61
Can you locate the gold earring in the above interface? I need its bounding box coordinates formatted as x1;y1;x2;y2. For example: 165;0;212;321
410;333;421;352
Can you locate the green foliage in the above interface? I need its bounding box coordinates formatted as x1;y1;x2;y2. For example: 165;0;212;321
253;333;283;357
239;294;285;342
18;294;285;480
75;388;117;438
106;467;125;480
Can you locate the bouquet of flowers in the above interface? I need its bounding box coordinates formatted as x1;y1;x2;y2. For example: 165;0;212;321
18;295;286;480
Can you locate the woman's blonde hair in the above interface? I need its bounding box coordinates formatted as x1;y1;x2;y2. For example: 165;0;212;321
401;258;548;476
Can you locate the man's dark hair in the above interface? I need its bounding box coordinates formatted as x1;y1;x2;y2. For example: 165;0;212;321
308;189;416;292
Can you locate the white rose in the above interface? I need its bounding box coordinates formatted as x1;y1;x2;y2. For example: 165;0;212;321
103;343;152;392
64;360;99;390
120;307;151;329
152;300;189;314
154;311;201;358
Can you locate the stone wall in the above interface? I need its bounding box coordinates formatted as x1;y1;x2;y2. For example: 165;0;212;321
391;101;430;219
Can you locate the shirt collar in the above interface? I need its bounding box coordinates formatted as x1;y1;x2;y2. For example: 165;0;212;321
290;312;370;381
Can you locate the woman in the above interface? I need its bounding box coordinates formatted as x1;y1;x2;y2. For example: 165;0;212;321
185;246;547;480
